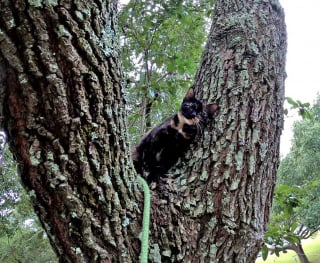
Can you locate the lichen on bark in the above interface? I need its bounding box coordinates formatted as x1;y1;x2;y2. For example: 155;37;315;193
0;1;140;262
149;0;286;262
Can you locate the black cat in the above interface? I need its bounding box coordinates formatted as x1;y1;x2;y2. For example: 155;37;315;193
132;87;217;184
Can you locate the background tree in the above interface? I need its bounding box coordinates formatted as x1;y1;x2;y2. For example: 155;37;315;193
0;141;57;262
263;96;320;263
0;0;286;262
264;183;319;263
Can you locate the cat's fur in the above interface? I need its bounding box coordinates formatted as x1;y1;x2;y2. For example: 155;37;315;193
132;87;217;184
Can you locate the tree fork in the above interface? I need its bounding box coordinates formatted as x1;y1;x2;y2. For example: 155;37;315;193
0;0;287;262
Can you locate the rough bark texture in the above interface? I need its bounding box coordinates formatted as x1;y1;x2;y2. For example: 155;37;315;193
150;0;287;262
0;1;141;262
0;0;287;263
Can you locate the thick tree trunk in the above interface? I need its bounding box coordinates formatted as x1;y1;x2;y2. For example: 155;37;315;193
0;0;287;263
0;1;140;262
151;0;286;262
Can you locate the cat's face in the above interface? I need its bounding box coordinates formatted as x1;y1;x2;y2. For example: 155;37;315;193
180;87;203;119
180;87;218;120
180;98;203;119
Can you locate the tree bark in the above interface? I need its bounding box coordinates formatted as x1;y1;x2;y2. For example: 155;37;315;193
285;242;310;263
0;1;140;262
0;0;287;263
151;0;287;262
294;243;310;263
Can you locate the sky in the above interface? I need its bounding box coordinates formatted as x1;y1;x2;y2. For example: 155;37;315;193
279;0;320;155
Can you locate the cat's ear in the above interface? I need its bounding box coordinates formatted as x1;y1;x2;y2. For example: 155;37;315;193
184;87;195;100
205;103;218;118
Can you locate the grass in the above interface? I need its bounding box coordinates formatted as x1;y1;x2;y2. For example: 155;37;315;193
256;234;320;263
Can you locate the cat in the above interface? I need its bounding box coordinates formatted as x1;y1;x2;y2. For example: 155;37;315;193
132;87;218;185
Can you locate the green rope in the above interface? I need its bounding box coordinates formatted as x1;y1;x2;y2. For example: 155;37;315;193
137;176;151;263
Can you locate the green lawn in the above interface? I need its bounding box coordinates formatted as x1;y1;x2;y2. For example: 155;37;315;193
256;234;320;263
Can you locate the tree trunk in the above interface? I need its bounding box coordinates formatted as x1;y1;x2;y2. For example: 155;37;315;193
0;1;140;262
149;0;286;262
295;243;310;263
0;0;287;263
285;242;311;263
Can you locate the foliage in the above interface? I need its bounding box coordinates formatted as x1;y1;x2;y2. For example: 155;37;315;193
263;183;318;260
262;95;320;261
257;232;320;263
119;0;214;142
0;228;57;263
0;142;29;237
285;97;314;120
0;140;57;262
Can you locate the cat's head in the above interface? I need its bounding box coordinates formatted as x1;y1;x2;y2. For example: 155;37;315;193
180;87;218;119
180;87;203;119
